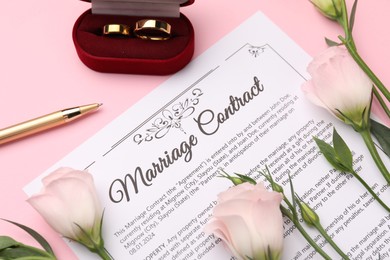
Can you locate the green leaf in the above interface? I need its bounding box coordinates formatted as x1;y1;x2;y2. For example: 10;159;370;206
259;168;272;183
0;236;20;250
332;128;353;171
370;119;390;158
349;0;358;32
234;173;257;185
218;170;244;186
8;257;53;260
258;166;284;193
0;245;51;259
1;219;55;256
314;137;336;163
314;136;350;172
325;37;340;47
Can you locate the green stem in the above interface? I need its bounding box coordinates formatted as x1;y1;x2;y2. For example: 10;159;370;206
351;170;390;212
337;0;390;116
338;0;390;105
87;237;111;260
72;235;112;260
338;1;351;44
360;129;390;184
94;246;112;260
373;87;390;119
314;223;349;259
280;206;332;260
344;40;390;104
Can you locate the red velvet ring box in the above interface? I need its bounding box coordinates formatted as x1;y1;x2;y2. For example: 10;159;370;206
72;0;195;75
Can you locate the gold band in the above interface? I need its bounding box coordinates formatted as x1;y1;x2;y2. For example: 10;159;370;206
103;24;131;37
134;19;171;40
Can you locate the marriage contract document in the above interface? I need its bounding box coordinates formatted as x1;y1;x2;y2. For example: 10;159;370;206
26;12;390;260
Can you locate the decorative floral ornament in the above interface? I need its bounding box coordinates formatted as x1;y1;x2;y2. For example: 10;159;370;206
27;167;111;260
205;182;284;260
309;0;343;20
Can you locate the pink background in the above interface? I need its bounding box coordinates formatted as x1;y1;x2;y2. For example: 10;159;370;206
1;1;390;259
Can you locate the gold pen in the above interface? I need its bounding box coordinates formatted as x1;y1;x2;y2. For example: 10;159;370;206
0;103;102;145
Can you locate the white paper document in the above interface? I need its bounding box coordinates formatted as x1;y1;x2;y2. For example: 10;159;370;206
26;12;390;260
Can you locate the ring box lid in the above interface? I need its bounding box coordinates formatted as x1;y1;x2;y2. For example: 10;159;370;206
84;0;194;18
78;0;194;7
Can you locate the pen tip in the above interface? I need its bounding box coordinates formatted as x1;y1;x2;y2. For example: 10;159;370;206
98;103;103;107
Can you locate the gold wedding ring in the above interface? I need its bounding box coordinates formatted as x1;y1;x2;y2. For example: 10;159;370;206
134;19;171;40
103;24;131;37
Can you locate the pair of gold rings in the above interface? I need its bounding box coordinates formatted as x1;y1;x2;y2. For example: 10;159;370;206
102;19;172;41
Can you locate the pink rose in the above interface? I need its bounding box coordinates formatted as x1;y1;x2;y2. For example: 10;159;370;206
302;46;372;130
205;182;284;260
27;167;104;251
